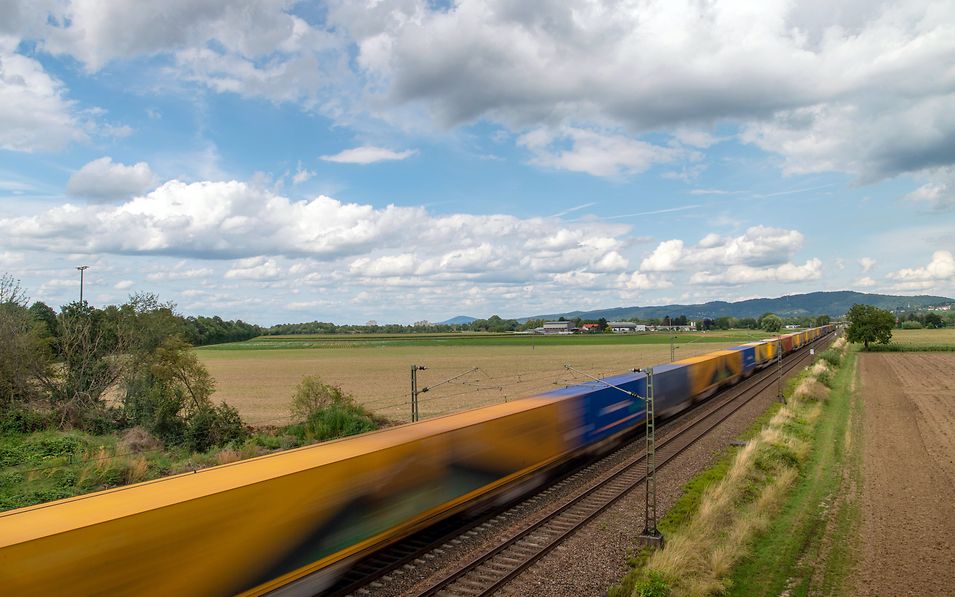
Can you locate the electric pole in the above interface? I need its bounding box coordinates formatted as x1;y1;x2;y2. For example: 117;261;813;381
76;265;89;304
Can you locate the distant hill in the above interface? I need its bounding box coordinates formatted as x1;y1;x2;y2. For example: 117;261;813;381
438;315;479;325
522;291;954;322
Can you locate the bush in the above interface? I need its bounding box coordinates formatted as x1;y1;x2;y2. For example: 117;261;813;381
0;405;53;435
900;320;923;329
288;375;381;443
290;376;351;421
185;403;248;453
298;403;378;442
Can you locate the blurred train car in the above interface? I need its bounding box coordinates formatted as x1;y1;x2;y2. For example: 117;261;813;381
0;325;834;595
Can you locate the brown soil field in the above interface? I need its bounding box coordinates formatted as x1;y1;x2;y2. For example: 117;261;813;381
198;342;743;425
853;353;955;595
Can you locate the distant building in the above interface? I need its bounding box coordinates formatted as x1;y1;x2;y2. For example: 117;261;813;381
784;324;800;329
653;324;696;332
609;321;645;332
543;321;574;334
581;323;602;332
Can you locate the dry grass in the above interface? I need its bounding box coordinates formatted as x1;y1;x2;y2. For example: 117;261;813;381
215;449;242;465
198;341;747;425
119;426;163;454
125;455;149;483
793;377;830;401
629;338;850;596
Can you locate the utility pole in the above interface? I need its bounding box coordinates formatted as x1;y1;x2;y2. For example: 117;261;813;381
409;365;477;423
670;336;677;362
410;364;426;422
564;364;663;548
638;366;663;547
76;265;89;304
777;334;785;404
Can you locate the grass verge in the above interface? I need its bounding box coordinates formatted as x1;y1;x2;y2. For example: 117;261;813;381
610;338;857;596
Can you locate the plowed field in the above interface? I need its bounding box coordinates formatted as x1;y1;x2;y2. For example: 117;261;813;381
854;353;955;595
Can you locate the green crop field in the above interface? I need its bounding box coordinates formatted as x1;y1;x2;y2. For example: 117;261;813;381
197;330;774;425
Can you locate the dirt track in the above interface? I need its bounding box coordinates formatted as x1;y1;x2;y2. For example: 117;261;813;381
854;353;955;595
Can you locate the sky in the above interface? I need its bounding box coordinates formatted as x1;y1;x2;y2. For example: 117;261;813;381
1;0;954;325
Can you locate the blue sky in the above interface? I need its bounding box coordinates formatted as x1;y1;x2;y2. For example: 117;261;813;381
1;0;954;325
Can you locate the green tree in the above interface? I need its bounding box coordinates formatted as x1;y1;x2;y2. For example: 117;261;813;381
29;301;58;338
760;314;783;333
814;314;831;327
0;275;54;408
846;303;895;349
923;312;944;329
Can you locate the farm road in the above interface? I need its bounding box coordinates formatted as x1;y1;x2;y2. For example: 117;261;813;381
853;353;955;596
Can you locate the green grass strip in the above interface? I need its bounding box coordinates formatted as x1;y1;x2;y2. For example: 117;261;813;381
725;349;859;596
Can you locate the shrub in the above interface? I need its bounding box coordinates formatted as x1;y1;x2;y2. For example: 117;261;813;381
290;376;350;421
288;375;382;443
900;320;923;329
185;403;248;453
0;405;53;435
300;403;378;442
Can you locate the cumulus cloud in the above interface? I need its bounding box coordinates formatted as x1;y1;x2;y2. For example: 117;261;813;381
641;226;805;272
902;169;955;210
637;226;818;287
114;280;134;290
66;157;159;200
320;146;418;164
327;0;955;181
854;276;877;287
617;271;673;290
0;180;632;287
690;259;823;285
9;0;955;186
887;250;955;283
0;50;82;152
859;257;876;272
518;127;680;178
224;257;283;280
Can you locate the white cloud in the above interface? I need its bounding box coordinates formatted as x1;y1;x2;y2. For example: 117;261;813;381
67;157;159;200
518;127;680;178
331;0;955;182
224;257;283;280
641;226;804;272
854;276;877;287
640;240;685;272
291;162;315;184
0;179;633;288
859;257;876;272
887;250;955;282
114;279;134;290
690;258;823;285
320;146;417;165
145;266;215;282
0;50;82;152
902;169;955;210
617;271;673;290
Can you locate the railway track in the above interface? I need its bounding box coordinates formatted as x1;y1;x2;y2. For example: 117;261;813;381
330;333;836;597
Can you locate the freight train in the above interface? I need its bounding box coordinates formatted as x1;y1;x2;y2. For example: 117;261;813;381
0;325;834;595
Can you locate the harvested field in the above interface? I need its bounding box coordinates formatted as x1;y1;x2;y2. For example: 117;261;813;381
853;353;955;595
197;335;755;425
